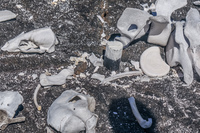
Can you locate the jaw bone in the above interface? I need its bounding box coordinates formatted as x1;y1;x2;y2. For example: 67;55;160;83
1;27;58;53
184;8;200;77
47;90;98;133
166;22;193;85
115;8;150;46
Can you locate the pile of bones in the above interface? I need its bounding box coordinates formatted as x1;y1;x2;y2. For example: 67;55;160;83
0;0;200;132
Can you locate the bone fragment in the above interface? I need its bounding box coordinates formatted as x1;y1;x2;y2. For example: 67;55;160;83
40;67;74;87
103;41;123;71
0;10;16;22
70;52;89;65
128;97;152;128
89;53;103;67
115;8;150;46
47;90;98;133
155;0;187;22
193;1;200;6
101;71;142;84
166;22;193;85
91;73;105;82
147;15;172;46
140;46;170;77
1;27;58;53
33;84;42;111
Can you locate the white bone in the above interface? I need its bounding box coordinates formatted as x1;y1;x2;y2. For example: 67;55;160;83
33;84;42;111
0;10;16;22
70;52;89;65
166;22;193;85
101;71;142;84
155;0;187;22
193;1;200;6
184;8;200;79
1;27;58;53
91;73;105;82
47;90;98;133
115;8;150;46
40;67;74;87
128;97;152;128
0;91;23;118
89;53;103;67
147;15;172;46
140;46;170;77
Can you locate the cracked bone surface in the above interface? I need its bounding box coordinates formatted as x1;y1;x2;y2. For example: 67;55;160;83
103;41;123;71
47;90;98;133
0;91;25;130
115;8;150;46
184;8;200;77
0;10;16;22
166;21;193;85
155;0;187;22
140;46;170;77
40;67;74;87
147;15;172;46
1;27;58;53
128;97;152;129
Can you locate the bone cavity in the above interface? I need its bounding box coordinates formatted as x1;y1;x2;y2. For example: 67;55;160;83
155;0;187;22
140;46;170;77
103;41;123;71
147;15;172;46
1;27;58;53
166;22;193;85
0;10;16;22
47;90;98;133
115;8;150;46
128;97;152;128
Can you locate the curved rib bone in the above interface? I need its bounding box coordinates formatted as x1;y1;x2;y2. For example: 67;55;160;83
33;84;42;111
128;97;152;128
1;27;58;53
166;22;193;85
115;8;150;46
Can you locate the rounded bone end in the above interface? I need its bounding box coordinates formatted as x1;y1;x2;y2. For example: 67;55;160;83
140;46;170;77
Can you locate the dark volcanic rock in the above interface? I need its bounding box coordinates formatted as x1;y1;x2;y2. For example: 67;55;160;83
0;0;200;133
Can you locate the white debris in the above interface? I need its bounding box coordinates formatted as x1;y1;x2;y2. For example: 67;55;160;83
97;15;105;24
124;67;129;72
80;73;86;78
70;52;89;65
131;60;140;71
16;4;23;9
91;73;105;82
89;53;103;67
18;72;25;76
32;74;38;80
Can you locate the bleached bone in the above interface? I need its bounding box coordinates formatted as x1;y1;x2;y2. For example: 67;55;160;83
40;67;74;87
128;97;152;128
140;46;170;77
147;15;172;46
47;90;98;133
101;71;142;84
103;41;123;71
184;8;200;77
1;27;58;53
155;0;187;22
70;52;89;65
193;1;200;6
166;22;193;85
33;84;42;111
89;53;103;67
115;8;150;46
0;10;16;22
0;91;25;130
91;73;105;82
